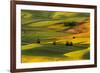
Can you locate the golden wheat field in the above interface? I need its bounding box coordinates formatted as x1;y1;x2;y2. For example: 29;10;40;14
21;10;90;63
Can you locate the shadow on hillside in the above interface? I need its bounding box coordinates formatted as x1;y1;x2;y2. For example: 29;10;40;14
22;44;89;57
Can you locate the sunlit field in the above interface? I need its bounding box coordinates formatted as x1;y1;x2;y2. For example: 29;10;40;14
21;10;90;63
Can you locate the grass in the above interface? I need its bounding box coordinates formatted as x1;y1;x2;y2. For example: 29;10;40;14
22;43;89;57
21;43;90;62
22;55;68;63
21;43;42;50
21;10;90;63
64;48;90;60
21;28;72;44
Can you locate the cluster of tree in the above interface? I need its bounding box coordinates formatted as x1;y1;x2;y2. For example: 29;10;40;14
52;41;73;46
64;22;77;27
65;41;73;46
55;22;77;27
36;39;73;46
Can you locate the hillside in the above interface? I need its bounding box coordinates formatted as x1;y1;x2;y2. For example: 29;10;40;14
21;10;90;63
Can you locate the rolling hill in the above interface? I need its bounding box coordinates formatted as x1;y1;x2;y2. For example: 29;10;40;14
21;10;90;63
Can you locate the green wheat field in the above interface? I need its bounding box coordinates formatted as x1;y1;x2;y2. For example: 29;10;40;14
21;10;90;63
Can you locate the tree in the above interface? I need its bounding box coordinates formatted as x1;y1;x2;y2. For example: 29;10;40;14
70;42;73;46
69;22;77;26
36;38;40;44
64;22;77;27
73;36;76;39
65;41;69;46
65;41;73;46
53;41;56;45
